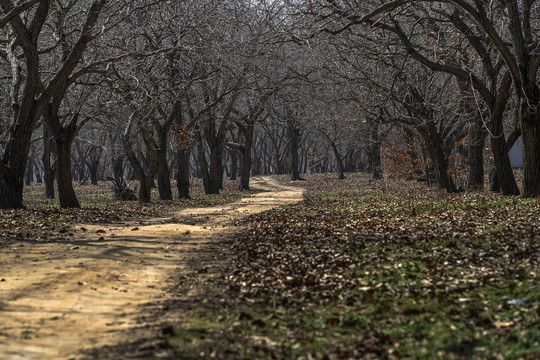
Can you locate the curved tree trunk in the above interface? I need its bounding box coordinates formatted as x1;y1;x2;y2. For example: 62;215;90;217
44;103;84;208
427;139;457;193
418;126;457;193
122;119;160;204
330;142;345;179
196;130;219;194
490;134;519;195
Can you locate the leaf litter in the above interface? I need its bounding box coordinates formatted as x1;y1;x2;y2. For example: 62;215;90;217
0;178;244;247
167;173;540;360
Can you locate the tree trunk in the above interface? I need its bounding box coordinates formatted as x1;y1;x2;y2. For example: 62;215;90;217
42;124;55;199
138;176;153;204
217;151;224;190
112;156;124;183
427;139;457;193
208;149;222;194
25;152;33;186
122;137;158;204
419;125;457;193
35;159;43;183
489;167;499;192
519;99;540;197
252;140;263;176
44;105;83;208
176;149;191;199
229;149;238;181
490;134;519;195
370;124;382;180
276;150;286;174
239;123;254;190
468;122;486;190
0;167;25;209
288;122;303;181
197;132;215;194
0;120;35;209
122;118;160;204
456;76;485;190
89;161;99;185
330;142;345;179
56;134;80;208
157;147;172;200
156;126;173;200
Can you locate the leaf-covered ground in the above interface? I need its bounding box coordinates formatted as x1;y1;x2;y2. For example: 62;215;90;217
167;174;540;360
0;179;243;248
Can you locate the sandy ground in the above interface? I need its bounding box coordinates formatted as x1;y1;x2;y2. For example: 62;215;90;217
0;176;303;360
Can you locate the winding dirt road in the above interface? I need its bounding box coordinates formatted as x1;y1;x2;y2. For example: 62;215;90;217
0;176;302;360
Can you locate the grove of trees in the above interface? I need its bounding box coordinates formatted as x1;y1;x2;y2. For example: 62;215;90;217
1;0;539;209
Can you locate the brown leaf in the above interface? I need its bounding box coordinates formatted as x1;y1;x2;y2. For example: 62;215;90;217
325;317;340;326
494;321;518;329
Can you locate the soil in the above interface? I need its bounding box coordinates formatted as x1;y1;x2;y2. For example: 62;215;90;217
0;176;303;360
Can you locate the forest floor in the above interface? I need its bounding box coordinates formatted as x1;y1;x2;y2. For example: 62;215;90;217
159;173;538;360
0;176;303;360
1;174;540;359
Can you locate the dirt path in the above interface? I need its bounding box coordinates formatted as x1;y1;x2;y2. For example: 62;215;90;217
0;176;303;360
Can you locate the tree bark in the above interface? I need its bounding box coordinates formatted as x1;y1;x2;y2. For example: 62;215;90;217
288;121;303;181
416;124;457;193
35;158;42;183
42;123;55;199
0;115;37;209
88;161;99;185
155;124;173;200
196;130;219;194
239;123;254;190
369;124;382;180
176;148;191;199
427;137;457;193
208;149;222;193
490;134;519;195
330;141;345;179
122;118;159;204
468;122;486;190
112;155;124;183
229;149;238;181
156;145;172;200
519;98;540;197
25;151;33;186
43;101;84;208
56;132;80;208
